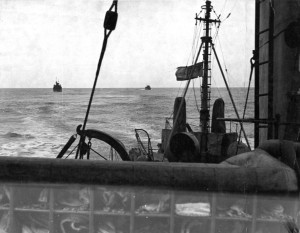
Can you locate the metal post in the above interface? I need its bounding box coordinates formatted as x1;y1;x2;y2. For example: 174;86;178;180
195;1;220;154
200;0;212;134
254;0;260;148
268;0;274;139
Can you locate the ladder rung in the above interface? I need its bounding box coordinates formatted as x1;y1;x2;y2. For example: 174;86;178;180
259;125;268;128
259;93;268;97
259;28;269;34
259;61;269;65
257;0;267;5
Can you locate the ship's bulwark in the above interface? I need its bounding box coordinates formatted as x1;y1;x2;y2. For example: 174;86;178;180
0;155;298;232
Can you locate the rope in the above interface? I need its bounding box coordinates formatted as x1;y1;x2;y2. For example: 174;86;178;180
191;24;202;65
220;0;228;17
236;57;255;153
76;0;118;159
216;36;229;81
163;41;204;161
210;25;223;100
167;18;203;125
211;43;251;150
192;79;201;113
189;19;206;118
229;0;239;14
212;23;220;42
212;8;221;21
190;22;203;67
65;145;78;159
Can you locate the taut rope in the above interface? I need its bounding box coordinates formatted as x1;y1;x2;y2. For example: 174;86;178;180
76;0;118;159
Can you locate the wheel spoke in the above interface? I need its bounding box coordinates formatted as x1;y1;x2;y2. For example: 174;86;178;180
89;147;107;160
59;128;130;161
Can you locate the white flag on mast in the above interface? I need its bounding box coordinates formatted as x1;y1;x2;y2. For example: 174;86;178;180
175;62;203;81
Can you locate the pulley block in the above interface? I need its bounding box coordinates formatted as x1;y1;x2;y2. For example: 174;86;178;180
104;11;118;30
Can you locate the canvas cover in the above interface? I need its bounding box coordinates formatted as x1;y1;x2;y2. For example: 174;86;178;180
221;140;300;191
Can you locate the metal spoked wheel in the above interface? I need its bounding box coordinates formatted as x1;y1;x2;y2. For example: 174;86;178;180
58;125;130;161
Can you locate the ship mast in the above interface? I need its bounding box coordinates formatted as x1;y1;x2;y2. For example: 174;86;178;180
196;1;220;144
195;0;251;153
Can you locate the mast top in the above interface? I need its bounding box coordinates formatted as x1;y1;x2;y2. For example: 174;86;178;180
196;0;220;25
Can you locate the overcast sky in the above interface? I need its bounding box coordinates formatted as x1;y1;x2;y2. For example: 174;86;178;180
0;0;255;88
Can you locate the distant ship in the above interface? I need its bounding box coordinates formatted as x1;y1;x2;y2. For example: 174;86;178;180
53;81;62;92
145;85;151;90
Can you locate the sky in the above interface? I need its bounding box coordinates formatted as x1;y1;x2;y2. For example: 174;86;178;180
0;0;255;88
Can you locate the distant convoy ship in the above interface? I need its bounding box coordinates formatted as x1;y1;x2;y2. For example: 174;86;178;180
145;85;151;90
53;81;62;92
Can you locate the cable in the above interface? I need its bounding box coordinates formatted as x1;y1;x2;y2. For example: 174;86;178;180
169;14;203;122
220;0;228;17
216;35;230;85
236;57;255;153
191;23;203;65
192;79;200;113
229;0;239;14
76;0;118;159
211;43;251;149
210;24;223;100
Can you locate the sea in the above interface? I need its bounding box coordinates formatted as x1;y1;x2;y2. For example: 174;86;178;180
0;88;254;158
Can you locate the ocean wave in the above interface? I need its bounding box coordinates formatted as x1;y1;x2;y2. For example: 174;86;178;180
38;106;56;114
1;88;255;157
44;102;56;105
1;108;19;114
2;132;35;139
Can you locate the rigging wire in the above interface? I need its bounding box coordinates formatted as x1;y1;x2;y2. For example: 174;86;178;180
222;13;231;24
212;25;241;134
219;0;237;24
65;145;78;159
213;30;252;148
76;0;118;159
168;17;203;124
220;0;228;17
191;23;203;65
229;0;239;15
237;57;255;150
211;43;251;149
190;18;206;119
186;24;199;66
212;8;221;21
168;25;202;122
212;23;220;43
190;22;203;114
192;79;201;114
243;1;248;90
216;35;230;85
163;41;204;161
210;24;224;106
